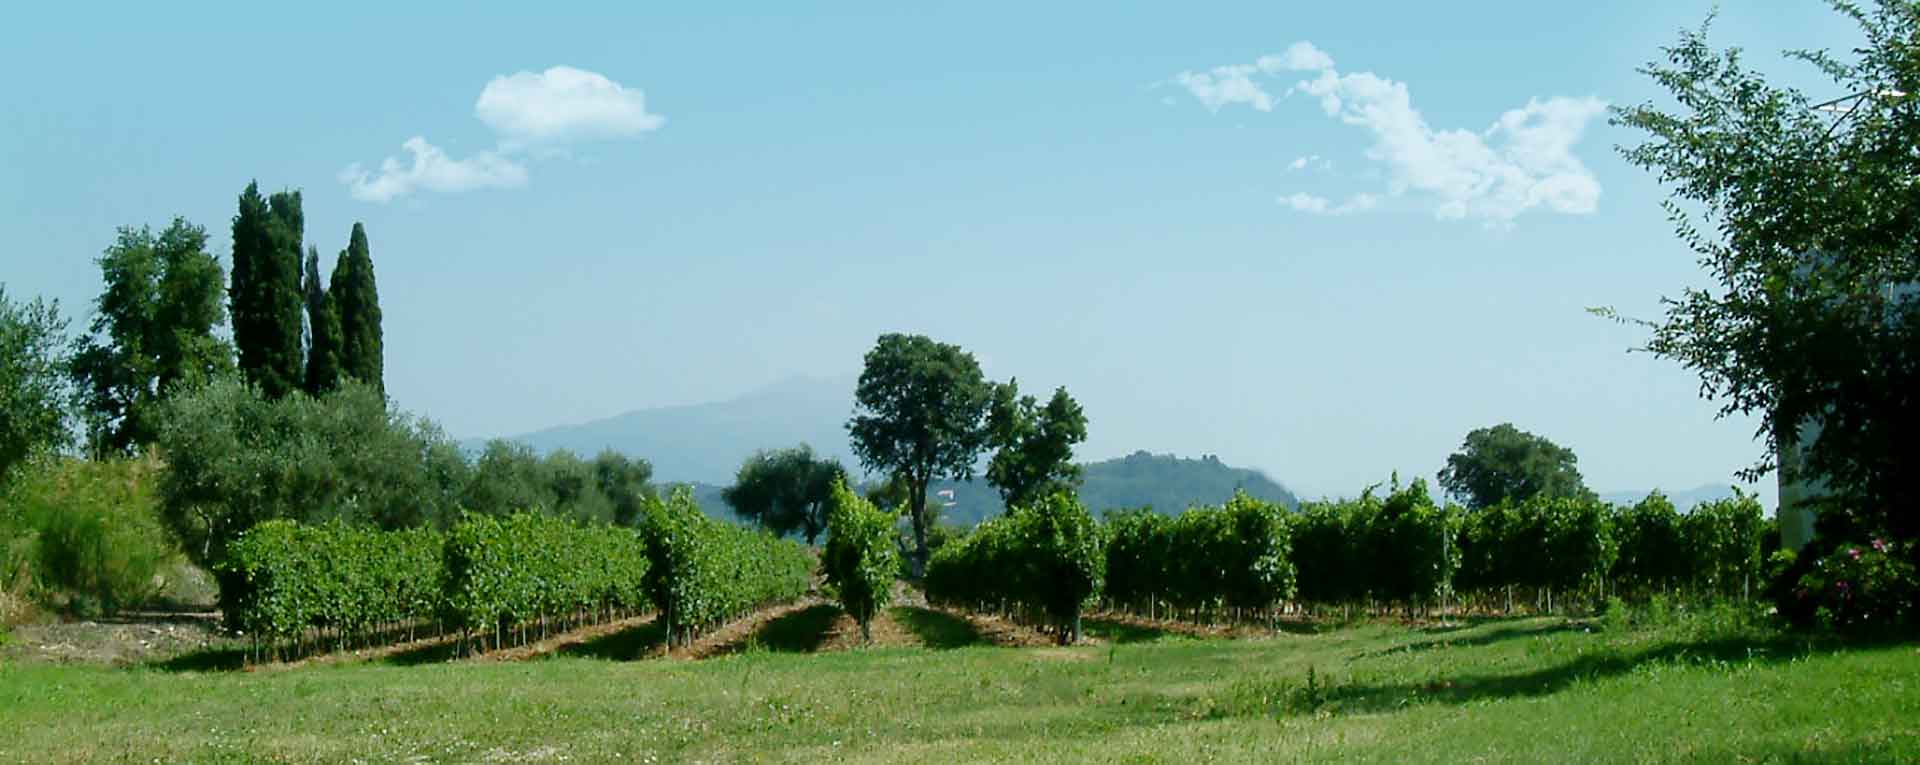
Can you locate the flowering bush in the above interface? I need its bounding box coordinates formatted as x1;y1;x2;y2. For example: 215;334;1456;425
1774;538;1917;634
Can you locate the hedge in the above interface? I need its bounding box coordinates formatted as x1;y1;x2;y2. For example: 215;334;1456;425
822;480;899;642
926;491;1103;643
641;487;813;648
220;520;444;658
442;512;651;651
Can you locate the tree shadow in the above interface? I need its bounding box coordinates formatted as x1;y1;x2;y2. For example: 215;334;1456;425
1357;619;1580;659
892;606;986;649
723;604;840;655
1083;618;1179;644
149;646;248;673
555;619;667;662
1313;632;1832;716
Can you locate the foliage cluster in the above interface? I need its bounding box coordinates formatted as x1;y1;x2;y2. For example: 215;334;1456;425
1437;423;1592;509
925;491;1104;643
821;480;899;641
0;456;179;617
442;513;650;651
641;487;813;648
1611;1;1920;547
0;287;71;483
152;377;468;565
983;379;1088;509
1103;491;1296;620
1772;537;1917;634
221;520;443;656
721;444;844;544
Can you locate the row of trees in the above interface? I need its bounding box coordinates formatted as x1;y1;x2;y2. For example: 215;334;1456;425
0;181;387;474
220;489;811;662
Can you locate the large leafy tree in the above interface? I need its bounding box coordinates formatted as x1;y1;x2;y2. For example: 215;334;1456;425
984;379;1089;509
302;246;342;395
847;333;993;577
592;449;656;527
69;219;233;455
1437;423;1591;509
721;444;846;544
1608;2;1920;547
151;376;467;565
229;183;307;399
332;223;384;394
0;286;71;483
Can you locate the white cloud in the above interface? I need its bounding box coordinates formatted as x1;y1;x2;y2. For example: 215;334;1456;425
1257;41;1334;74
475;66;665;144
1174;64;1276;112
338;137;528;203
1175;43;1607;226
1287;154;1329;172
343;66;660;203
1279;191;1376;216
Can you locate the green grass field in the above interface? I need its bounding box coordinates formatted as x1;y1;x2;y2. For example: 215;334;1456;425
1;608;1915;763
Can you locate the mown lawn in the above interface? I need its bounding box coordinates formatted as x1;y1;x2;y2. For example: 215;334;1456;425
1;610;1914;763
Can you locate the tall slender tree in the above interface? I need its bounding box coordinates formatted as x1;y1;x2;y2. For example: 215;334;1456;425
332;223;384;394
302;246;341;395
228;183;306;399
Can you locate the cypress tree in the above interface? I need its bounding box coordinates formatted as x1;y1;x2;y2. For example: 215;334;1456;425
229;183;307;399
302;246;342;395
332;223;384;395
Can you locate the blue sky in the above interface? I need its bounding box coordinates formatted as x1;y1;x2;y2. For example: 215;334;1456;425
2;2;1867;504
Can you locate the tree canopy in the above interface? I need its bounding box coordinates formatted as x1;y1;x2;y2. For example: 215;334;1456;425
720;444;845;544
847;333;993;576
68;219;233;455
0;286;70;483
332;223;384;394
302;246;342;395
229;183;306;399
1437;423;1590;510
985;379;1089;510
1610;0;1920;546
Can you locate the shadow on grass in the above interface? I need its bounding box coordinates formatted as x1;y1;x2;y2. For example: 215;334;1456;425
892;606;985;649
728;604;840;654
555;619;667;662
1271;632;1859;718
1357;619;1579;659
150;646;248;673
1083;618;1179;644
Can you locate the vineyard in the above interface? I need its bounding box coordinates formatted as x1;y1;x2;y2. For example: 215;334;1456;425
218;488;811;661
933;481;1766;640
217;479;1767;663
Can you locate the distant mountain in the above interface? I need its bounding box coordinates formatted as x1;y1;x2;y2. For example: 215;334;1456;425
481;375;862;485
1598;483;1744;510
483;378;1299;530
927;451;1299;528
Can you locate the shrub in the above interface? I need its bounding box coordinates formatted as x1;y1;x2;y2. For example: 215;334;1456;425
1680;491;1765;599
441;513;649;650
2;456;179;615
153;376;468;566
822;480;900;642
927;490;1104;643
640;487;812;648
1773;538;1917;634
221;520;445;655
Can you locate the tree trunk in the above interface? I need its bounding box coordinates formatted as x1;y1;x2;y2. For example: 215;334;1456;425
909;475;931;579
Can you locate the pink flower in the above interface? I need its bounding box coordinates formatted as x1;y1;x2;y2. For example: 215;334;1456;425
1872;538;1889;553
1848;547;1862;560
